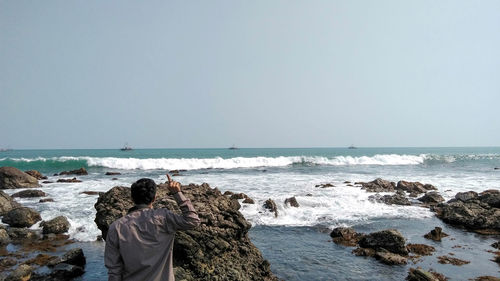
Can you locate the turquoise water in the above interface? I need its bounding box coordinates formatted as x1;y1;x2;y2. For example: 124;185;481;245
1;147;499;280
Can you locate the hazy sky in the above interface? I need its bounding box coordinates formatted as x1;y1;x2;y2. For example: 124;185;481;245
1;1;499;149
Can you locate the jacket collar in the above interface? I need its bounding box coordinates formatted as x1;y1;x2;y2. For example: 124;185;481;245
127;204;151;214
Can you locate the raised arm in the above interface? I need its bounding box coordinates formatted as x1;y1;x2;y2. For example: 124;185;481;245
165;174;200;231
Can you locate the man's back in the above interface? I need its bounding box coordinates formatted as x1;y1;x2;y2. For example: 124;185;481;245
105;190;200;281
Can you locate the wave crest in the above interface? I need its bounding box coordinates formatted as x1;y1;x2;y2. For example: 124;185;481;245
0;154;427;170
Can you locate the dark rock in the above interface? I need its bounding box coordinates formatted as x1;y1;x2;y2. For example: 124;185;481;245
315;183;334;188
407;268;441;281
50;263;85;279
360;178;396;192
434;190;500;232
42;181;53;184
223;191;234;196
5;264;32;281
370;190;411;206
455;191;478;202
112;178;118;180
2;207;42;228
352;247;376;257
24;254;58;267
263;199;278;218
437;255;470;266
330;227;361;246
0;228;10;245
58;167;88;176
491;241;500;249
39;198;54;203
11;189;46;198
418;192;444;205
230;193;248;200
105;172;121;176
284;197;299;207
57;178;82;183
344;181;351;184
478;190;500;208
7;227;38;240
94;183;278;280
358;229;408;255
0;166;40;189
374;250;407;265
80;191;100;196
397;181;429;194
423;227;449;242
305;193;313;197
0;257;17;269
25;170;47;180
169;170;180;174
41;216;70;234
0;190;21;215
242;198;255;204
49;248;86;267
495;167;499;170
407;244;435;256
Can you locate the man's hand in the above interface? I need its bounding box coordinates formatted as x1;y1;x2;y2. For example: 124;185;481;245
166;174;181;193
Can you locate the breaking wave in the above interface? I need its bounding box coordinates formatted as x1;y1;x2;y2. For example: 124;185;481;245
1;154;427;170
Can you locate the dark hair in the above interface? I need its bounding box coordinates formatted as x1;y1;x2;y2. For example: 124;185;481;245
131;178;157;205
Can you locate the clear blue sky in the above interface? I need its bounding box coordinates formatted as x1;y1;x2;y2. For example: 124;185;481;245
1;1;499;149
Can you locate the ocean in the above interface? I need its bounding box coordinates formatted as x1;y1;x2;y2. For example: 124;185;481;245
1;147;499;280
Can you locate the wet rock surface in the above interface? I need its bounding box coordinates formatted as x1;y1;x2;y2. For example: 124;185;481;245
0;167;40;189
407;244;435;256
360;178;396;192
284;196;299;207
369;190;411;206
397;181;437;195
434;189;500;232
417;192;445;205
57;168;88;176
407;267;446;281
57;178;82;183
424;227;449;242
2;207;42;228
11;189;47;198
330;227;361;246
359;229;408;255
437;255;470;266
94;183;278;281
263;199;278;218
315;183;334;188
0;191;21;216
24;170;47;180
41;216;70;234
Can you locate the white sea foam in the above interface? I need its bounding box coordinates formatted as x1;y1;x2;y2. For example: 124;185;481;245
1;154;428;170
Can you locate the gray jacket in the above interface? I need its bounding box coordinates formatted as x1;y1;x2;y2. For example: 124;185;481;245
105;192;200;281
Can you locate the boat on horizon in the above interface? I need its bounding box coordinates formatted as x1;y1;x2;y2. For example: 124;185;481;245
348;145;357;149
228;145;238;150
120;143;133;151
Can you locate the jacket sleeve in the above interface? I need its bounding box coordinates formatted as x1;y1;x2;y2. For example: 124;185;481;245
104;224;124;281
164;192;201;232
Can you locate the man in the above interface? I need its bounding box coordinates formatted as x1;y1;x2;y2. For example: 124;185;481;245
105;174;200;281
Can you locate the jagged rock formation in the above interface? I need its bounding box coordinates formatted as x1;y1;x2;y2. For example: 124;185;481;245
434;189;500;233
94;183;277;281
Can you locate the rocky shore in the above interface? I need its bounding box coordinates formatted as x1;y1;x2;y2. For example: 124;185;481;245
0;167;87;280
95;182;278;281
2;164;500;280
